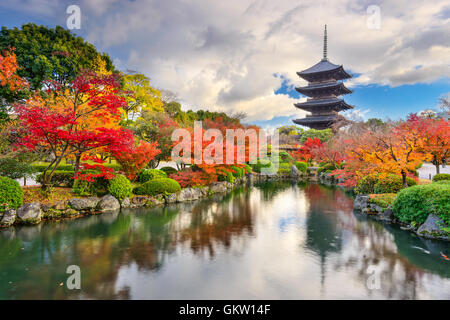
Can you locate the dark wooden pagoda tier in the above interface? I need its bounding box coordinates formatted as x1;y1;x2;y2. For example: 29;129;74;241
292;25;354;130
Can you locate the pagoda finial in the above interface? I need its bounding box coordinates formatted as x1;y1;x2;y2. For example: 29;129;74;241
323;24;328;61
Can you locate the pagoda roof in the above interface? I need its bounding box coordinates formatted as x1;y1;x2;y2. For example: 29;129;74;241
292;115;337;130
297;59;351;81
294;98;353;111
295;81;352;97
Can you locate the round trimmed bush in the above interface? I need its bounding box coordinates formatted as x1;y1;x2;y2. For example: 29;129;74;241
355;174;379;194
139;169;167;183
295;161;308;173
433;173;450;182
108;174;132;201
392;183;450;226
135;178;181;196
160;166;178;175
277;162;291;174
0;176;23;211
373;174;416;194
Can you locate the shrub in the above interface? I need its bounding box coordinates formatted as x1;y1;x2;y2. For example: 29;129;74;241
72;179;92;196
355;174;379;194
278;151;293;163
169;170;215;188
277;162;291;174
231;166;245;178
139;169;167;183
244;164;252;173
0;158;35;180
135;178;181;196
373;174;416;194
317;163;336;175
218;171;235;183
433;173;450;182
0;176;23;211
72;169;110;196
295;161;308;173
434;180;450;185
108;175;132;201
250;160;272;173
160;166;178;175
392;183;450;226
36;170;75;187
369;193;396;210
32;163;74;172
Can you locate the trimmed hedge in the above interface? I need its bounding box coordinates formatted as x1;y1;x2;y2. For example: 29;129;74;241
36;170;75;187
433;173;450;182
134;178;181;196
392;183;450;226
108;175;132;201
295;161;308;173
160;166;178;175
139;169;168;183
0;177;23;211
373;174;416;194
355;173;416;194
32;163;74;172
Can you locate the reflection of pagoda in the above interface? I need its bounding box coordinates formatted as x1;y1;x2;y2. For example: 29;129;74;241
293;25;353;129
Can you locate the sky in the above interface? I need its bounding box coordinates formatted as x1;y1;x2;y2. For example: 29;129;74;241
0;0;449;129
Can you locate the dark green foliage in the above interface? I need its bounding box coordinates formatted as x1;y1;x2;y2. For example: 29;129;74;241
317;163;337;175
0;176;23;211
231;166;244;178
355;174;379;194
295;161;308;173
392;184;450;226
0;158;35;179
433;173;450;182
134;178;181;196
108;175;132;201
373;175;417;194
72;179;92;196
434;180;450;185
36;170;75;187
138;169;167;183
160;166;178;175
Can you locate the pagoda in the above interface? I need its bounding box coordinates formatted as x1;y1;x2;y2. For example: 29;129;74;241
293;25;353;130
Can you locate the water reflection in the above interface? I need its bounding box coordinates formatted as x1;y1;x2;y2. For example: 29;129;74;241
0;182;449;300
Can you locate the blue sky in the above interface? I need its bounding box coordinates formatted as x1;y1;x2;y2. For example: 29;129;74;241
1;0;449;129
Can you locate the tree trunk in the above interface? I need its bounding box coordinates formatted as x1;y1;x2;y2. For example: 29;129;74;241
433;155;440;174
74;153;81;177
401;170;408;188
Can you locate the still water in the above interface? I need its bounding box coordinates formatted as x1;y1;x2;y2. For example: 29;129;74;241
0;182;449;299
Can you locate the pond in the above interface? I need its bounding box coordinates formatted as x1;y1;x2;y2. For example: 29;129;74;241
0;182;449;299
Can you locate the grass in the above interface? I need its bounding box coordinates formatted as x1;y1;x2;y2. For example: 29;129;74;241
22;186;79;205
418;178;432;185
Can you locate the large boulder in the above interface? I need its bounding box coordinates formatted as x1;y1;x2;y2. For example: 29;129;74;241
353;195;370;211
417;214;449;239
379;207;394;222
16;203;43;225
210;182;228;193
0;209;17;227
69;197;100;211
165;193;177;204
121;197;131;208
131;196;148;207
176;188;202;202
291;165;301;178
97;195;120;212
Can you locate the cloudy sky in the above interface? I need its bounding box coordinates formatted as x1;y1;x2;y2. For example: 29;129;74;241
1;0;449;128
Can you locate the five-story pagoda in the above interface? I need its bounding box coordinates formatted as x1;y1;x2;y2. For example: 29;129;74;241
293;25;353;129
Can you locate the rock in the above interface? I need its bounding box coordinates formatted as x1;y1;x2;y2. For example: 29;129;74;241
121;197;131;208
210;182;228;193
63;208;79;217
380;207;394;222
417;214;449;239
97;195;120;212
131;196;148;207
16;203;43;225
291;165;300;177
147;196;164;206
69;197;100;211
0;209;17;227
53;200;68;210
176;188;202;202
165;193;177;204
353;195;370;211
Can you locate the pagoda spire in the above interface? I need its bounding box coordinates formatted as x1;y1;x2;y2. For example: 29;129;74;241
322;24;328;61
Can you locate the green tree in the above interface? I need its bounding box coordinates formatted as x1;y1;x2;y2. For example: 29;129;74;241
299;128;333;144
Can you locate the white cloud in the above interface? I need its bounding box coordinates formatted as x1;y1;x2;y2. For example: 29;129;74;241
2;0;449;123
